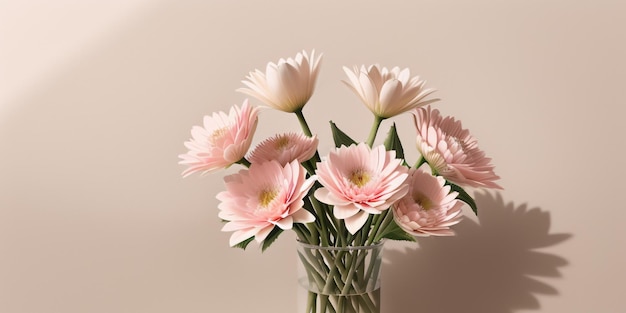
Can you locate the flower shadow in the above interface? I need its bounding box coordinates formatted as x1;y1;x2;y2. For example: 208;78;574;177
382;192;572;313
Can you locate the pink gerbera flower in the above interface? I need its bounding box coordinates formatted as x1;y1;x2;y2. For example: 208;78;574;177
314;143;409;234
393;167;463;237
179;99;258;177
217;160;316;246
413;106;502;189
248;132;319;166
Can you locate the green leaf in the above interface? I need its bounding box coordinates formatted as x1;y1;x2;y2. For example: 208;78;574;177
261;227;284;252
329;121;357;148
375;219;416;242
448;182;478;215
383;123;405;159
301;159;316;175
233;237;254;250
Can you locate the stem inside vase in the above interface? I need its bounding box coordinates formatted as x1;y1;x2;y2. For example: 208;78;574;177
297;241;384;313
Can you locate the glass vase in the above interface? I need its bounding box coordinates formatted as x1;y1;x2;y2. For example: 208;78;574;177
296;241;384;313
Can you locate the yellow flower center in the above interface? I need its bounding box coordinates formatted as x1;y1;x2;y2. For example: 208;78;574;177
258;188;279;208
210;127;229;144
349;169;371;187
274;135;290;150
414;194;433;211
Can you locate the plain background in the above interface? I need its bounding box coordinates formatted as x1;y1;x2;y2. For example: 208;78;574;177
1;1;624;312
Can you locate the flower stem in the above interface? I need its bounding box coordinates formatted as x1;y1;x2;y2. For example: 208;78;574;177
295;109;322;166
356;215;374;246
294;224;312;243
307;292;316;313
414;155;426;169
367;209;394;245
366;115;385;147
235;157;251;167
295;109;313;137
309;196;332;246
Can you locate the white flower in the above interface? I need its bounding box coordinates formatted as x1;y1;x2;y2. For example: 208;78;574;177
343;64;437;118
238;50;323;113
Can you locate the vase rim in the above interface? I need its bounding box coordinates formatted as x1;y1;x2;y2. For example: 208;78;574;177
296;239;385;251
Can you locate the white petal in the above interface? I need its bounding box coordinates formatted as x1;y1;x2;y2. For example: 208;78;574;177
378;79;403;115
291;209;316;223
397;68;411;84
255;225;275;242
345;211;369;234
229;228;257;246
342;66;361;89
333;204;360;219
358;72;379;110
274;216;293;230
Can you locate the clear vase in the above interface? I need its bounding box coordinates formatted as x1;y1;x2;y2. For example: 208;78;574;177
296;241;384;313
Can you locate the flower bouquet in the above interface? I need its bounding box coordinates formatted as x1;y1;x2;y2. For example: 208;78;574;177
179;50;501;313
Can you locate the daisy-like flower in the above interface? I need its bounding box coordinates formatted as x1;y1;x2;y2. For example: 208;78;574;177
237;50;323;113
248;132;319;166
343;64;438;119
217;160;316;246
393;167;463;237
314;143;409;234
413;106;502;189
179;99;258;177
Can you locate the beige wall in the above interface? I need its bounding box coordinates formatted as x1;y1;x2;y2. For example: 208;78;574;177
1;1;624;312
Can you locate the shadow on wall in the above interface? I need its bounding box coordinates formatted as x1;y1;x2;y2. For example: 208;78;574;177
383;192;571;313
